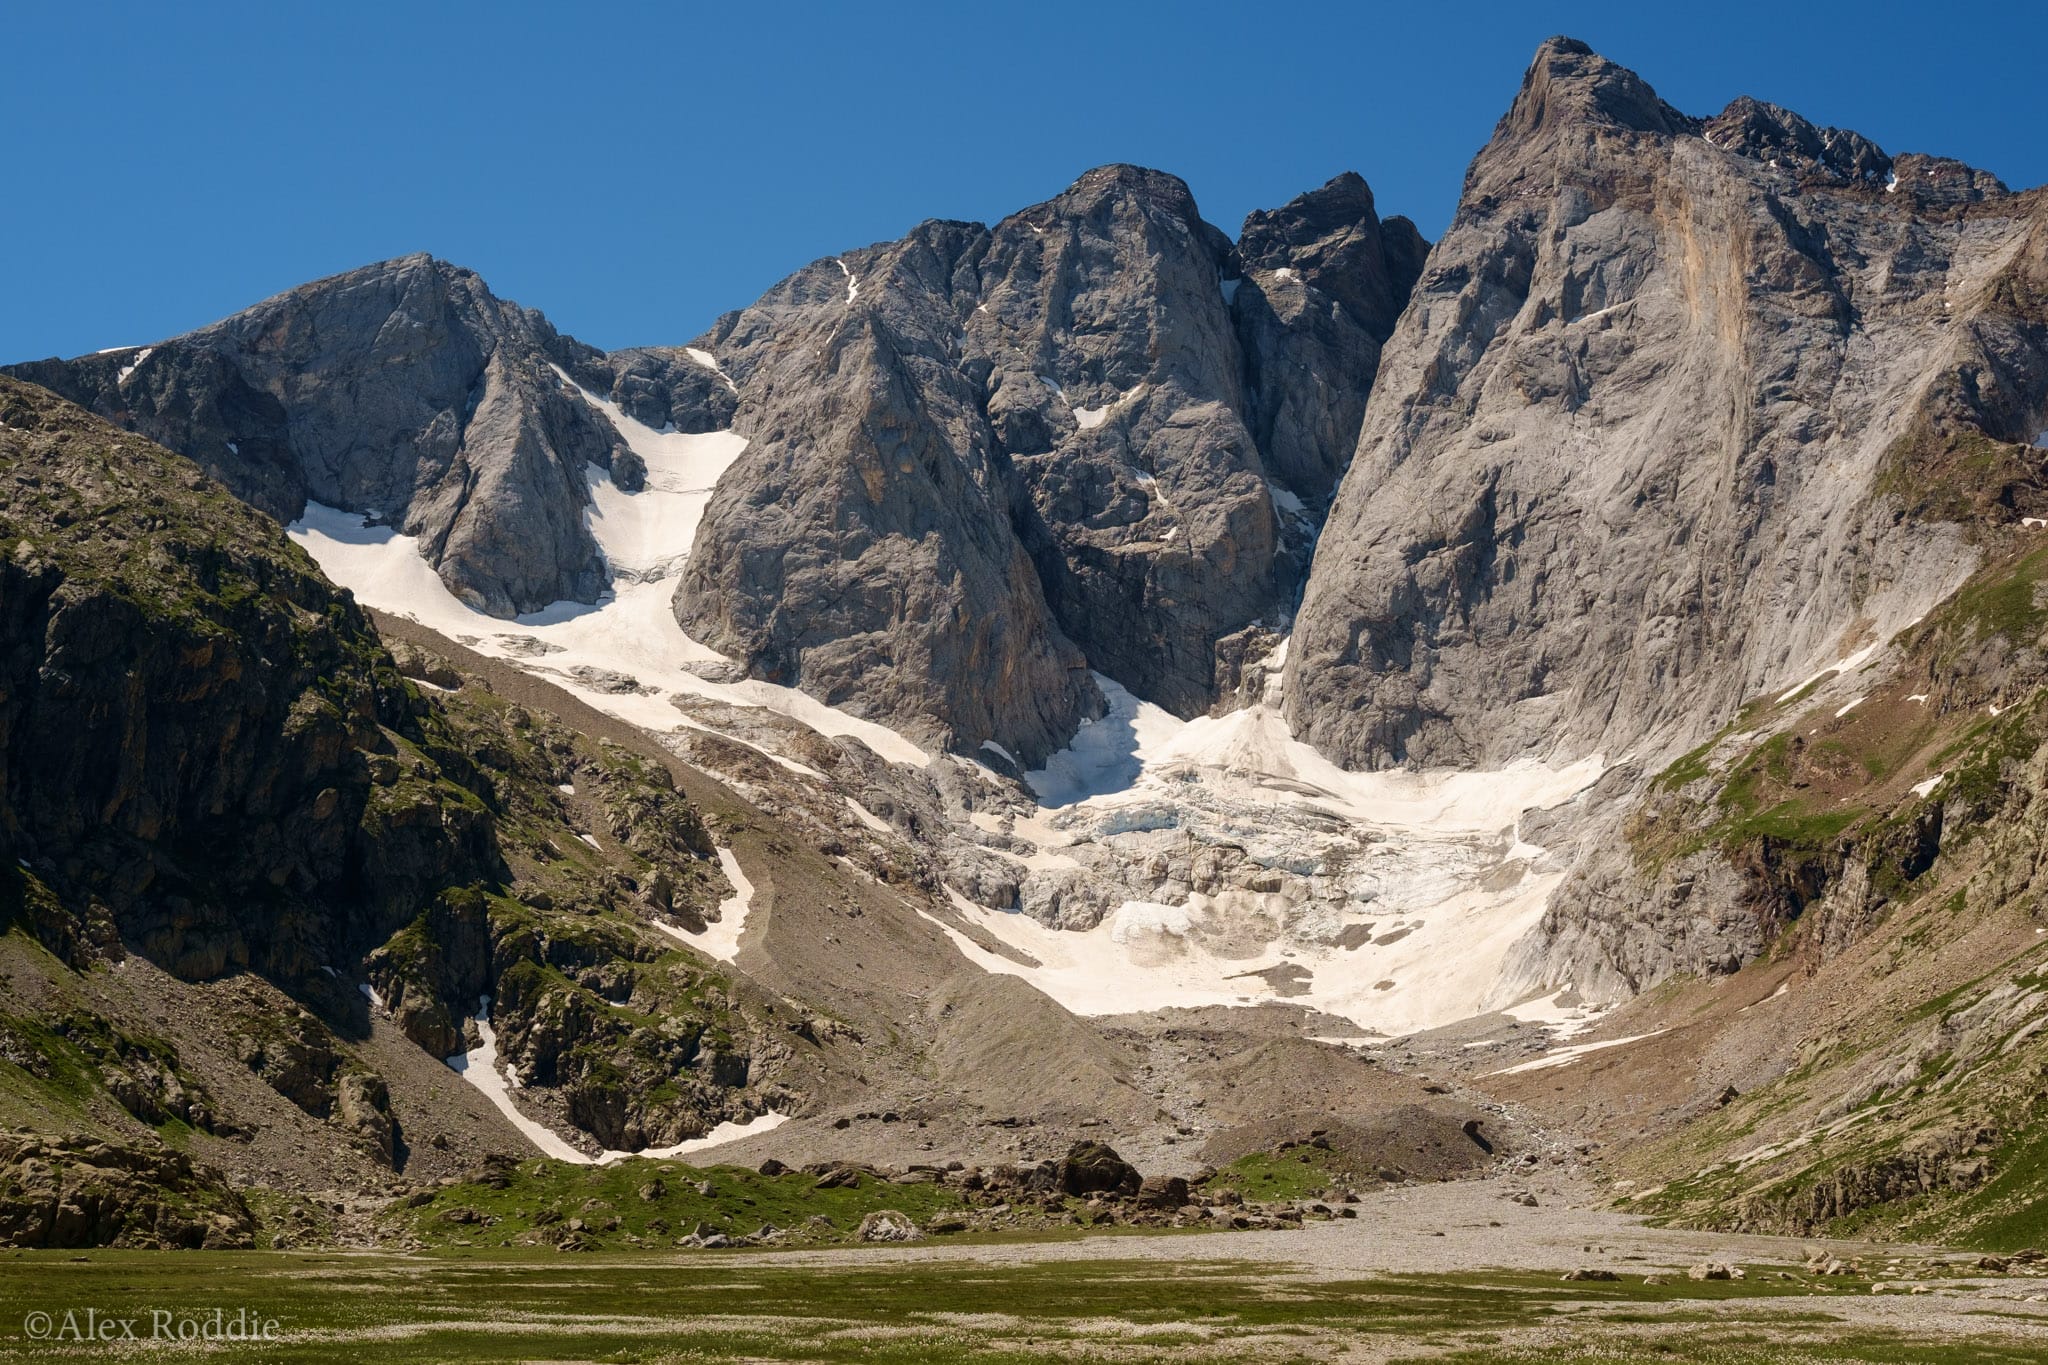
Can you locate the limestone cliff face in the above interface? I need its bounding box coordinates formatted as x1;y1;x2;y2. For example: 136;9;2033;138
673;218;1101;766
1286;37;2045;773
678;165;1423;760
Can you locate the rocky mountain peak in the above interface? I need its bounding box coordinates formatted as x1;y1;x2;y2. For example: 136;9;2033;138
12;157;1431;764
1498;36;1696;142
1703;95;1892;186
1063;162;1200;203
1288;36;2040;774
1237;172;1427;344
675;160;1429;758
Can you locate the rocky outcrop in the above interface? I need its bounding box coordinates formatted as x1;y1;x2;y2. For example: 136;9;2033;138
0;1134;255;1249
969;165;1296;718
675;218;1101;764
1287;37;2039;772
679;164;1425;758
1056;1139;1142;1196
3;257;729;616
0;381;795;1164
1232;171;1427;513
0;376;454;978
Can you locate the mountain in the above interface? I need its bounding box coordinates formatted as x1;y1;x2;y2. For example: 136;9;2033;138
9;170;1425;765
0;378;1496;1246
677;165;1423;761
8;34;2048;1259
1288;36;2045;775
5;256;735;617
0;374;803;1198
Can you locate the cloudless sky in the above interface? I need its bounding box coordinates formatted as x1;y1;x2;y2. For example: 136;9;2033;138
4;1;2042;361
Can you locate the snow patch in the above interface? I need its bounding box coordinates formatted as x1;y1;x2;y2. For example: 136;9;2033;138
846;798;892;834
116;347;154;385
447;996;789;1163
1500;987;1613;1040
552;364;747;581
611;1111;788;1162
653;847;756;963
447;996;592;1162
1022;676;1186;806
1490;1031;1667;1076
834;257;859;303
1267;482;1308;519
1912;774;1946;799
684;347;738;394
1041;377;1135;430
1834;696;1865;719
980;739;1017;766
1777;638;1884;704
1219;277;1240;304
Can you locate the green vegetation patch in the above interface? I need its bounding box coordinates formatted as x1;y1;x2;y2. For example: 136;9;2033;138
1215;1144;1365;1202
381;1156;976;1250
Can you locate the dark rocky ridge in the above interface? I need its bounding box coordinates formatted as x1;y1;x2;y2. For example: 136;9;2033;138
0;377;792;1164
0;373;468;979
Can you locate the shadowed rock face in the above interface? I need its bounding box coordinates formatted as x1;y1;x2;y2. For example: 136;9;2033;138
1287;36;2043;772
4;256;733;618
1233;172;1429;515
0;376;496;980
680;165;1425;760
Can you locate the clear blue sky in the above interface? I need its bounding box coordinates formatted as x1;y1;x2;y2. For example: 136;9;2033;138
5;1;2041;362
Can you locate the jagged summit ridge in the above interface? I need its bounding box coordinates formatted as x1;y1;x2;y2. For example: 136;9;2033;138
674;161;1425;761
6;163;1423;766
1497;36;1697;140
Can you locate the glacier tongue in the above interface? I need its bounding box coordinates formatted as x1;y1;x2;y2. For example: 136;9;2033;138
968;666;1606;1036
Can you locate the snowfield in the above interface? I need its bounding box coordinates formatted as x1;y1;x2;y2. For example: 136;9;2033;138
651;847;757;963
926;668;1611;1036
